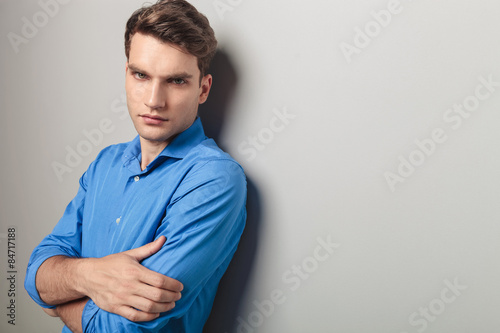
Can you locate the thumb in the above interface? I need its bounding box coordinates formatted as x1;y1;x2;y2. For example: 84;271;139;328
125;236;166;262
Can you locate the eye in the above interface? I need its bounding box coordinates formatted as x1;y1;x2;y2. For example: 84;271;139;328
134;72;147;80
172;78;186;85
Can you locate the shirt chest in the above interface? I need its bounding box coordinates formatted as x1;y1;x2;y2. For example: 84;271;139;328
80;160;184;257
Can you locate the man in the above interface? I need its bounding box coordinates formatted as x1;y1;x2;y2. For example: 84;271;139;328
24;1;247;332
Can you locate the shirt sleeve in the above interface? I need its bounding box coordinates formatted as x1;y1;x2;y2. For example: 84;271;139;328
24;172;88;309
81;159;247;332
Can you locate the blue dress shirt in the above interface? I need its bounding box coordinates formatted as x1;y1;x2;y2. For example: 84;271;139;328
25;118;247;332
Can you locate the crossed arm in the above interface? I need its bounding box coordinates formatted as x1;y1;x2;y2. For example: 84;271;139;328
36;236;183;333
27;159;246;332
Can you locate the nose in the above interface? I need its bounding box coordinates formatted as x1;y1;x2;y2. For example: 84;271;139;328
144;81;165;110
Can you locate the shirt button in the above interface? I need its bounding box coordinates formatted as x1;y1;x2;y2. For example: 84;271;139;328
134;176;140;182
116;217;121;224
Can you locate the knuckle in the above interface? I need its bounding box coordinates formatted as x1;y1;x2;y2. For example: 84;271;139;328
127;312;139;322
151;275;165;287
143;301;155;312
150;290;162;302
124;266;139;277
110;293;126;306
120;281;134;292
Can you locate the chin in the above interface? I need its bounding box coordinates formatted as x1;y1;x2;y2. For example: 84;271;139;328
140;133;174;143
135;126;166;139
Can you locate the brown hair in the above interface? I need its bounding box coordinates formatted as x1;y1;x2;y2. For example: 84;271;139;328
125;0;218;79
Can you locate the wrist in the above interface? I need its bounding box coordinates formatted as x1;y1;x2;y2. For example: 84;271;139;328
37;256;89;305
74;258;95;298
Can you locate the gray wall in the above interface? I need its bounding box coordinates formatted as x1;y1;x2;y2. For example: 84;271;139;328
1;0;500;332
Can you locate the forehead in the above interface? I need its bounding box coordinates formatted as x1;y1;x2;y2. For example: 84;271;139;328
128;33;199;76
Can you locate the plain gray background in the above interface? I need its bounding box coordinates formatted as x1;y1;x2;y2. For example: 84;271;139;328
1;0;500;332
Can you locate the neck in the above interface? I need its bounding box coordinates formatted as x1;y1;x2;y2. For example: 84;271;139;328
139;138;169;171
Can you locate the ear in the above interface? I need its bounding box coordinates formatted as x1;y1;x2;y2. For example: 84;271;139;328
198;74;212;104
125;61;129;74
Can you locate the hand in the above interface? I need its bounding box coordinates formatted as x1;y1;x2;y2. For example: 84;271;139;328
82;236;183;322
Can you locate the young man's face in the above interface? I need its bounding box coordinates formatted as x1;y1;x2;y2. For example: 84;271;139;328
125;33;211;148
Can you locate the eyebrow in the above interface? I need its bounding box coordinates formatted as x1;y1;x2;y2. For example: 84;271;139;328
128;64;194;81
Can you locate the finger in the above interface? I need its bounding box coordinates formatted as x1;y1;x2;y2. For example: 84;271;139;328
125;236;166;262
117;306;160;323
135;283;182;303
139;270;184;293
127;295;176;314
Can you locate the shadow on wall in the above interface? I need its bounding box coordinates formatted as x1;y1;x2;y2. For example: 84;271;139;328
201;50;262;333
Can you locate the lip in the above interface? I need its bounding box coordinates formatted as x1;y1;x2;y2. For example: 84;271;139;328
140;114;167;125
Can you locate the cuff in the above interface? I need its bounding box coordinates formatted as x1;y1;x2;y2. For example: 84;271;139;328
81;299;99;333
24;253;65;308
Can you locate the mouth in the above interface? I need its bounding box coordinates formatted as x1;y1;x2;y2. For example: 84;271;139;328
140;114;167;125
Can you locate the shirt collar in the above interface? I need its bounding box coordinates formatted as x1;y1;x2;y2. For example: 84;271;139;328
122;117;206;173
